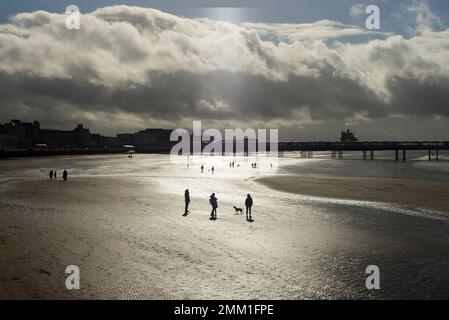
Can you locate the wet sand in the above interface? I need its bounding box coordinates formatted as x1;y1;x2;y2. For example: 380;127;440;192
2;155;449;299
2;176;318;299
257;176;449;213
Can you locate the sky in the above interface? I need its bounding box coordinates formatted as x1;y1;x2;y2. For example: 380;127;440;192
0;0;449;140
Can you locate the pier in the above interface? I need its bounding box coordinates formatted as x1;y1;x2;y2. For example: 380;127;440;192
278;141;449;161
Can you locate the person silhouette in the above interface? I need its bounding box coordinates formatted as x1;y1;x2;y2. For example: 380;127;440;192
49;170;53;180
184;189;191;216
209;193;218;220
63;169;68;181
245;194;253;221
54;171;57;180
211;166;215;174
201;165;204;173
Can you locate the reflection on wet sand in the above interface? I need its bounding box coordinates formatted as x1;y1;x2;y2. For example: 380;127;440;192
1;154;449;299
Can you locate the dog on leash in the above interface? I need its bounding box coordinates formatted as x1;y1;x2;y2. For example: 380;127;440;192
233;206;244;215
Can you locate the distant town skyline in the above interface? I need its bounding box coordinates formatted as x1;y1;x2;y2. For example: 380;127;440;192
1;1;449;141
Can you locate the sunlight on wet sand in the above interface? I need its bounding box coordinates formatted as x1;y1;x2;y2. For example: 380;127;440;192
1;154;449;299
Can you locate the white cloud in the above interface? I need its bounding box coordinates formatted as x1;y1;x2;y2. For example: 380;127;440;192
404;0;444;35
350;4;366;18
242;19;386;42
0;5;448;138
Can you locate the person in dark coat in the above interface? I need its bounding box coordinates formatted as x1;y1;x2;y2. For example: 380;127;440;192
245;194;253;221
209;193;218;220
184;189;191;216
49;170;54;180
63;169;68;181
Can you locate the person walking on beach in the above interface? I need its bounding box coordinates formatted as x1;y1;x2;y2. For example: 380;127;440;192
209;193;218;220
54;171;57;180
211;166;215;174
49;170;53;180
184;189;190;216
201;165;204;173
63;169;68;181
245;194;253;221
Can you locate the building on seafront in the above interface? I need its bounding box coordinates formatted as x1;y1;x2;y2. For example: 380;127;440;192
0;120;41;149
117;128;174;152
0;120;174;153
0;120;121;150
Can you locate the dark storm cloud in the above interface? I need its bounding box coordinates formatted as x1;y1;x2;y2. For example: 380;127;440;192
0;70;387;122
387;75;449;117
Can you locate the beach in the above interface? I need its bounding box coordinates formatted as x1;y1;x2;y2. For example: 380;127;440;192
1;154;449;299
257;175;449;213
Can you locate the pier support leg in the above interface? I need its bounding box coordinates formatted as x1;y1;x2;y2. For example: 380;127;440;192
402;149;406;162
395;149;399;162
428;149;432;161
331;151;336;159
363;151;367;160
338;150;344;159
437;149;439;161
370;150;374;160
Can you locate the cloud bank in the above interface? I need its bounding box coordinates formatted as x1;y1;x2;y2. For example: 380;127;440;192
0;5;448;139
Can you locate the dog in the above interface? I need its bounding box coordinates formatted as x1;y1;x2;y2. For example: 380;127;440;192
233;206;244;215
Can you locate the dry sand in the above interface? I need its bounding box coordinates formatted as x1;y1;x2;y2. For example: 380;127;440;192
257;175;449;213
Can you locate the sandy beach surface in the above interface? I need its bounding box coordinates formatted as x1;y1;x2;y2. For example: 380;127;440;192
257;176;449;213
1;154;449;299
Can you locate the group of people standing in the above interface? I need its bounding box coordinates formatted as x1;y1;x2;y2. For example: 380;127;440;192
201;161;261;173
49;169;68;181
229;162;242;168
184;189;254;222
200;165;214;174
